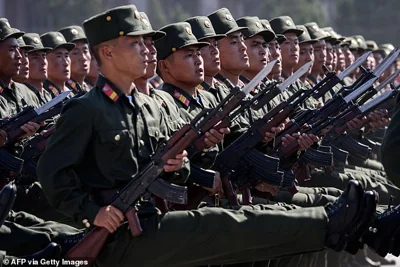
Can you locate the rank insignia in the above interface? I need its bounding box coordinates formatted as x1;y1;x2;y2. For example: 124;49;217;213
173;90;190;107
102;83;119;102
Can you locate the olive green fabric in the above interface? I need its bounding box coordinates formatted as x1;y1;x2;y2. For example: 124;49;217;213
304;22;330;40
155;22;209;61
296;25;318;44
185;16;226;41
15;32;34;50
321;27;341;45
40;31;75;51
352;35;368;50
82;5;154;47
208;8;248;35
22;33;52;52
139;12;165;41
236;16;275;42
58;25;87;43
269;16;303;36
0;81;40;115
0;19;24;40
23;83;53;105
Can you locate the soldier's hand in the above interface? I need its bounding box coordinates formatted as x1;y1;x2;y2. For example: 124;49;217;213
255;182;280;196
297;133;319;150
93;205;124;233
203;170;223;195
281;133;297;147
263;123;285;143
0;130;7;147
204;128;230;148
346;116;367;130
164;150;188;172
19;121;41;138
368;109;389;130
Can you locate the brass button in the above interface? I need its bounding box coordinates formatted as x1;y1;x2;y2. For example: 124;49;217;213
139;140;144;146
119;31;124;36
106;16;111;21
114;134;121;141
82;219;90;228
172;47;177;52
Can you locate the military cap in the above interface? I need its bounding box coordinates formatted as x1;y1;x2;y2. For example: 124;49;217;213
23;33;52;52
346;37;359;50
366;40;380;52
276;34;287;44
236;16;275;42
260;19;285;44
185;16;226;41
208;8;248;35
380;43;395;52
14;30;34;51
321;27;341;45
155;22;209;61
0;18;24;41
59;25;87;43
304;22;330;40
296;25;317;44
139;12;165;41
269;16;303;36
40;31;75;51
352;35;367;50
82;5;155;47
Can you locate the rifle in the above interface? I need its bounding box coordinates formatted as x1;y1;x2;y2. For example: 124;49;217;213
67;64;274;263
0;91;70;145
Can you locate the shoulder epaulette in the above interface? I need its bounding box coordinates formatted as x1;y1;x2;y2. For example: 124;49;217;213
196;84;204;91
102;83;119;102
48;84;59;96
173;89;189;107
66;79;77;91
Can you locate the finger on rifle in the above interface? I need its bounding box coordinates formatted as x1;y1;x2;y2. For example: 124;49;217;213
309;134;319;143
204;134;220;145
104;222;114;233
27;121;41;130
291;132;300;138
106;220;118;233
265;131;275;138
163;164;179;172
110;206;124;222
176;150;188;159
167;158;183;166
209;129;224;140
219;127;231;135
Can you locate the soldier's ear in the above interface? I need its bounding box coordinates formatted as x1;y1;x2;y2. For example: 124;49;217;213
101;45;113;61
158;59;170;75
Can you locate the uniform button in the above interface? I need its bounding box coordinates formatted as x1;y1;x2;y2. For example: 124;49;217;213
114;134;120;141
139;140;144;145
155;130;159;137
82;219;91;228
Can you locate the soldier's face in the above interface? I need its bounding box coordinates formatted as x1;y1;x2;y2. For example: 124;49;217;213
111;36;149;80
336;46;346;72
268;40;282;77
165;45;204;87
46;47;71;82
325;42;333;69
70;40;90;77
15;48;30;81
0;37;22;78
368;54;376;70
342;46;355;67
312;40;326;73
218;32;249;75
280;32;299;69
373;52;383;66
28;50;48;81
295;43;314;75
143;37;157;79
200;37;220;78
244;35;268;74
87;54;99;80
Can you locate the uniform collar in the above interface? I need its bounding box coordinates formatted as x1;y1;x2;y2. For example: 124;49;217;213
43;80;61;96
163;83;203;109
96;74;124;103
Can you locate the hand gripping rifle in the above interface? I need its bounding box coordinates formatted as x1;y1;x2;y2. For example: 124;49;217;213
67;64;279;263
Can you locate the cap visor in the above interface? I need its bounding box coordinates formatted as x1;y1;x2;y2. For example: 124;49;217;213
29;47;53;53
299;39;318;44
20;45;35;51
283;29;303;37
70;37;88;43
56;43;76;52
198;33;226;41
225;26;249;35
144;30;166;41
276;34;287;44
180;41;210;50
126;30;158;37
3;31;25;40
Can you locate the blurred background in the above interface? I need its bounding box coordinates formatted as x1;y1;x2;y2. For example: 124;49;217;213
2;0;399;45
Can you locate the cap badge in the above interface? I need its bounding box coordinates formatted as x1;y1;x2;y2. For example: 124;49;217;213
142;18;149;27
311;25;318;32
204;20;211;28
255;22;262;29
225;14;233;21
285;20;291;26
71;28;78;35
56;36;63;42
134;10;141;20
33;37;40;44
185;27;192;35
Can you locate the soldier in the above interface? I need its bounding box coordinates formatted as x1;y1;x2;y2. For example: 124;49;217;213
59;25;91;93
40;31;75;97
12;33;34;83
37;6;380;266
84;52;99;88
22;33;53;104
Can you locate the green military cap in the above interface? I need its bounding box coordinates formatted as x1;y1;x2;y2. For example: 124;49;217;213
276;34;287;44
321;27;341;45
207;8;248;35
269;16;303;36
304;22;330;40
260;19;285;43
380;43;395;51
23;33;52;52
14;30;34;51
40;31;75;51
352;35;368;50
154;22;209;61
236;16;275;42
346;37;359;50
185;16;226;41
139;12;166;41
366;40;380;52
339;38;351;47
0;18;24;41
82;5;154;47
296;25;317;44
59;25;87;43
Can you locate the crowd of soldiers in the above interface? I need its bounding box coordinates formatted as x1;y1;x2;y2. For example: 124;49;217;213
0;4;400;267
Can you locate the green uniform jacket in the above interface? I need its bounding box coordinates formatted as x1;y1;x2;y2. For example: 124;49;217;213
0;81;41;115
37;75;186;225
23;83;53;105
